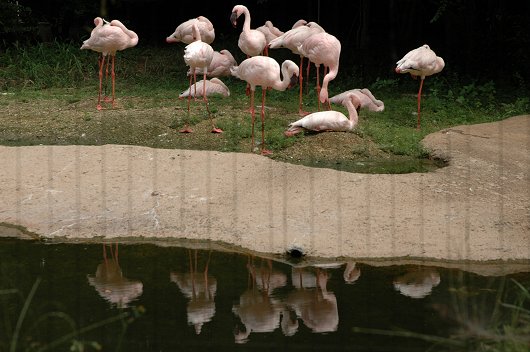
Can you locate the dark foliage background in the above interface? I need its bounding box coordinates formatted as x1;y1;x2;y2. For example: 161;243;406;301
2;0;529;88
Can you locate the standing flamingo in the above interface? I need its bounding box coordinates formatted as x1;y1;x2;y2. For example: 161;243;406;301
230;5;267;57
298;31;341;110
284;93;360;136
187;49;237;78
182;20;222;133
269;22;325;115
395;44;445;129
166;16;215;45
231;56;299;155
81;17;138;110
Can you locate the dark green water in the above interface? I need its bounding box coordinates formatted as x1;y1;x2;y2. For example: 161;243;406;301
1;238;529;352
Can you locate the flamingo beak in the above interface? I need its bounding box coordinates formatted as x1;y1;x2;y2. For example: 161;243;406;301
288;74;298;89
230;12;238;28
395;67;401;73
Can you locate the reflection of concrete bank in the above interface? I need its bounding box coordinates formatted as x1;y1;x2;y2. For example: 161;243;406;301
393;268;441;299
87;244;143;308
171;250;216;334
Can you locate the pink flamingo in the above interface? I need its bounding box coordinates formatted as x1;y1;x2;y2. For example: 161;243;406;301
187;49;237;78
269;22;325;115
298;31;341;110
231;56;299;155
329;88;385;112
256;21;283;56
230;5;267;57
179;78;230;99
166;16;215;45
395;44;445;129
81;17;138;110
182;20;222;133
284;93;360;136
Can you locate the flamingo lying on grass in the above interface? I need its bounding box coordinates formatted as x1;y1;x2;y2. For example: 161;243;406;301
179;78;230;99
284;94;360;136
81;17;138;110
231;56;299;155
395;44;445;129
329;88;385;112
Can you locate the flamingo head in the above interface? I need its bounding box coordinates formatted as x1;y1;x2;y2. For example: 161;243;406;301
230;5;244;27
230;11;238;28
395;67;402;74
166;36;178;44
288;74;298;89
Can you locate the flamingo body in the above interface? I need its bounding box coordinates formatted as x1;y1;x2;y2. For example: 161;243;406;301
188;49;237;77
285;94;360;136
179;78;230;98
395;44;444;129
329;88;384;112
166;16;215;45
231;5;267;57
298;32;341;104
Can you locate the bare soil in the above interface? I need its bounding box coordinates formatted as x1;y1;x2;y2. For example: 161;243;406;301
0;114;528;265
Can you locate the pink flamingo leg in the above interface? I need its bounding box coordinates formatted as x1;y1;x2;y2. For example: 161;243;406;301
298;56;309;116
111;55;116;107
180;70;194;133
260;87;272;155
316;64;321;111
205;71;223;134
417;78;424;130
96;55;104;111
250;89;255;151
305;57;311;95
104;55;112;102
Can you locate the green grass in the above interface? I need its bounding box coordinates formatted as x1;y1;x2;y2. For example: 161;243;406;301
0;41;528;173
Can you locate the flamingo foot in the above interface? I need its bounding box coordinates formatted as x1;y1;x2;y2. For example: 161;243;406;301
103;96;112;103
96;104;104;111
211;127;223;134
179;126;193;133
298;109;310;117
260;149;273;156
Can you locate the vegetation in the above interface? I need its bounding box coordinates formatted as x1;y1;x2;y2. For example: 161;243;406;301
0;41;528;173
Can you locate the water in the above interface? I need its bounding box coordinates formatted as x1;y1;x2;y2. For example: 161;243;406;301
1;238;529;351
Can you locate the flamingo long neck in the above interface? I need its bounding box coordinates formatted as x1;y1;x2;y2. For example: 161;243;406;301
241;7;251;33
320;64;339;103
344;98;359;128
192;22;202;42
272;62;292;91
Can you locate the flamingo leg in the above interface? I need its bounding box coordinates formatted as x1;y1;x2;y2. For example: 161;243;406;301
298;56;309;116
305;57;311;95
417;78;424;130
324;66;331;111
96;55;104;111
193;68;198;101
250;89;255;152
111;55;116;107
103;55;112;102
260;87;272;155
204;69;223;134
316;64;321;111
180;69;194;133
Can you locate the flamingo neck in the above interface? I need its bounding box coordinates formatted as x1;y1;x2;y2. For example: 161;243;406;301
273;62;293;91
112;21;139;46
344;99;359;128
241;8;251;33
192;22;202;42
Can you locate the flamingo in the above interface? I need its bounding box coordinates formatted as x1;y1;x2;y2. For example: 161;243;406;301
256;21;283;56
81;17;138;110
284;93;360;136
298;31;341;110
230;5;267;57
269;22;325;115
179;78;230;99
87;244;143;308
395;44;445;129
182;19;222;133
187;49;237;78
329;88;385;112
231;56;299;155
166;16;215;45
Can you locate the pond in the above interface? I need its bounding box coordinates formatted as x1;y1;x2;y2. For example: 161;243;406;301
1;237;529;351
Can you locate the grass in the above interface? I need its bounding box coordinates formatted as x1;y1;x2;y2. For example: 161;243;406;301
0;41;528;173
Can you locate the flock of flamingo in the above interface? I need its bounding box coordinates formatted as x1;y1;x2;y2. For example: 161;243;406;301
81;5;445;155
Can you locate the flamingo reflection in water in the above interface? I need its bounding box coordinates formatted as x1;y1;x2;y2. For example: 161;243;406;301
232;256;287;343
283;265;339;334
87;243;143;308
393;267;441;299
170;249;217;334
